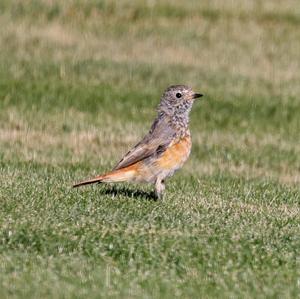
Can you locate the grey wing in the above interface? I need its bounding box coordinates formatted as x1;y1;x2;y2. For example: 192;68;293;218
113;117;175;170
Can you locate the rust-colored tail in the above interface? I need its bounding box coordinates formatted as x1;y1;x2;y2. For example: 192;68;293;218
73;167;136;188
73;174;105;187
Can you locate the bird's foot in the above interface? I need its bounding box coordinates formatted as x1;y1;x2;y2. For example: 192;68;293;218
155;179;165;200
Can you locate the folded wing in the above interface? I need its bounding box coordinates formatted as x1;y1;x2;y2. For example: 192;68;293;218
114;116;175;170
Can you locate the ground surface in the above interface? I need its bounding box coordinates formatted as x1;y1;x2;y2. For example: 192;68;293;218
0;1;300;298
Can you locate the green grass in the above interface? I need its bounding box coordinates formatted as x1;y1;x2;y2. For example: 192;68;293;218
0;1;300;298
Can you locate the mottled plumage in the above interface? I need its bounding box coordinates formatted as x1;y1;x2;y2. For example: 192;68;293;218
73;85;203;199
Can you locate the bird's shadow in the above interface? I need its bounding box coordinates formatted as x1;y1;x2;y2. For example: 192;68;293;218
98;185;158;201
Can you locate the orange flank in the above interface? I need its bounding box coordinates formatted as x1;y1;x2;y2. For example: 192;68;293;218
156;135;192;170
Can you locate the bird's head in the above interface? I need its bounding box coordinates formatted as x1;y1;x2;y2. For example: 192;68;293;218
158;85;203;116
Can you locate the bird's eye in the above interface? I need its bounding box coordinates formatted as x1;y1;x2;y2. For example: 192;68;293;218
176;93;182;98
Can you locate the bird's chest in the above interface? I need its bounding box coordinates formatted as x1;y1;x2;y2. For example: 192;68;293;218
156;134;192;172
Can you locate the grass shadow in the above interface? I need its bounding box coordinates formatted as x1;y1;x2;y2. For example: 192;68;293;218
98;185;158;201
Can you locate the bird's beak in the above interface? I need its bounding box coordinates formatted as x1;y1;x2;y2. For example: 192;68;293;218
193;93;204;99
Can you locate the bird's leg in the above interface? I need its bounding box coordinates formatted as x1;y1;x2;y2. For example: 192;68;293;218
155;178;165;200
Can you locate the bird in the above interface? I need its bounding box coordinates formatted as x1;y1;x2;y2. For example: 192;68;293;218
73;85;203;199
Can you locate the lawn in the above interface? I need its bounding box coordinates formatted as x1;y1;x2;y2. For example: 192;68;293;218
0;1;300;298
